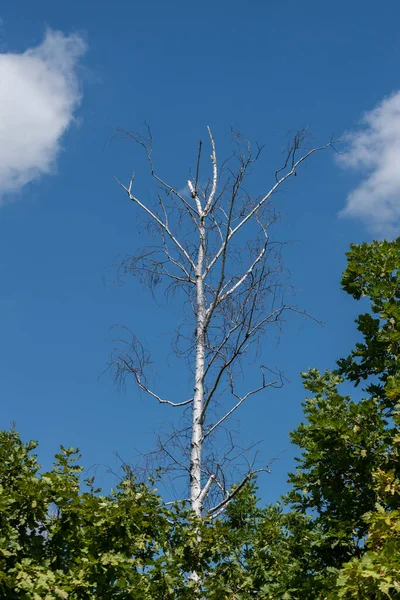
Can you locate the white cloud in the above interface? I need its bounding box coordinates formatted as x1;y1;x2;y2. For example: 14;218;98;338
0;29;86;199
338;91;400;237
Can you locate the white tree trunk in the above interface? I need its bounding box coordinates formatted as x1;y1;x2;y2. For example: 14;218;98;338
190;216;205;517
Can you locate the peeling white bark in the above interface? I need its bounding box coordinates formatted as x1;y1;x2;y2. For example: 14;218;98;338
191;212;206;516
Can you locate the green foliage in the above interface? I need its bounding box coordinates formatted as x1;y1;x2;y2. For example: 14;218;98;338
338;238;400;404
0;432;302;599
330;408;400;599
289;369;390;558
0;434;327;599
0;429;171;599
285;237;400;598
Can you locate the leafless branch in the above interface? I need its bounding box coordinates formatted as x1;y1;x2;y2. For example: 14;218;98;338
111;329;193;408
207;467;270;519
115;175;196;272
203;366;284;442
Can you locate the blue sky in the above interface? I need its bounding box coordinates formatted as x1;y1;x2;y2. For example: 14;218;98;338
1;0;399;503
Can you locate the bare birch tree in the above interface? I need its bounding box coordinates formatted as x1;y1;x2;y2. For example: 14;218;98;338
112;126;334;523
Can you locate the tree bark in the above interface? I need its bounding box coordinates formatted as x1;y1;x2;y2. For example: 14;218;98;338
190;214;206;517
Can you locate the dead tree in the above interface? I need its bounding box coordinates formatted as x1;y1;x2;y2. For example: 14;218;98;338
112;126;334;521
